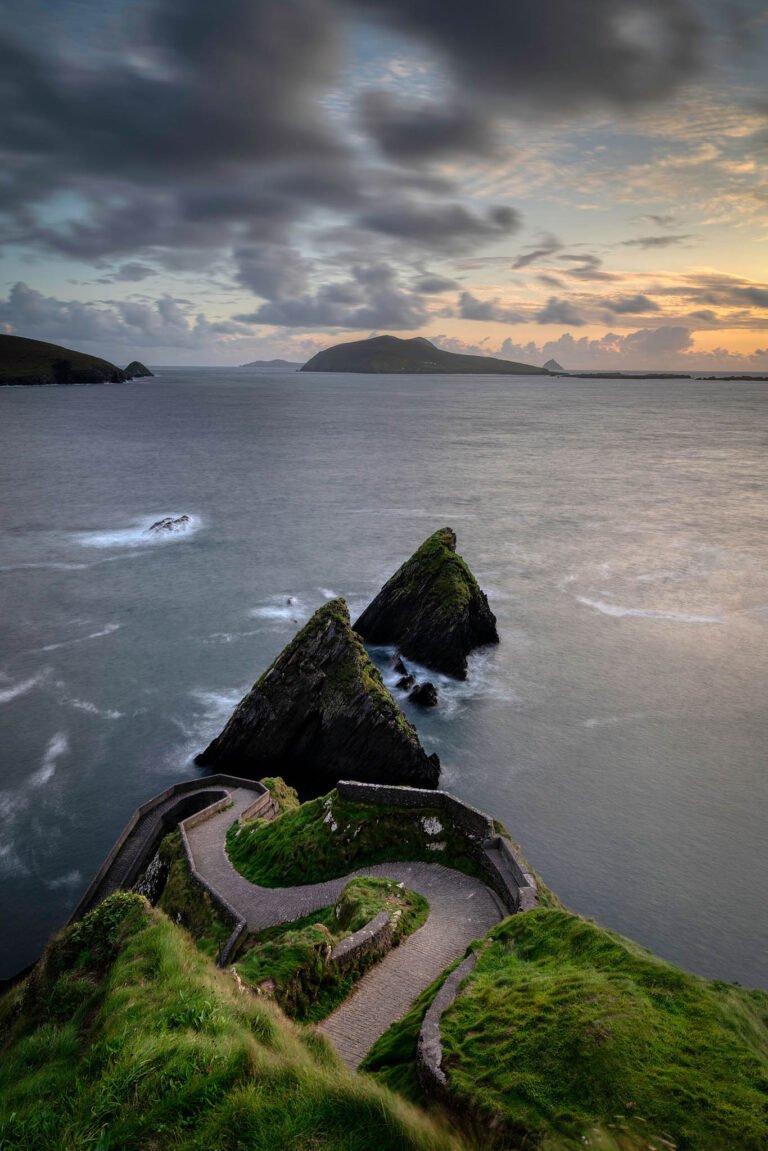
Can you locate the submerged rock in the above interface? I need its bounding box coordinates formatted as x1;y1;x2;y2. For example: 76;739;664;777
147;515;190;534
354;528;499;679
195;598;439;791
396;674;416;691
408;682;438;708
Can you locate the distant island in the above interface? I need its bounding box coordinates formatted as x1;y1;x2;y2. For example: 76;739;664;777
0;335;152;386
543;357;565;371
301;335;547;375
240;358;302;372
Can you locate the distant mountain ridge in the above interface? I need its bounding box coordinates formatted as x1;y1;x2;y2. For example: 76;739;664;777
240;358;302;371
301;335;547;375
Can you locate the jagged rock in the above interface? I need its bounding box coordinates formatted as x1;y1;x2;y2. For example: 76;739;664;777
354;528;499;679
147;515;190;534
409;682;438;707
392;653;407;675
396;675;416;691
195;598;439;791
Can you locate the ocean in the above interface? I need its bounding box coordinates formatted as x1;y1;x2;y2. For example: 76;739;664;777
0;368;766;987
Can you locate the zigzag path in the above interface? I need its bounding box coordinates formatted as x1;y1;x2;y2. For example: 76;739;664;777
185;787;504;1067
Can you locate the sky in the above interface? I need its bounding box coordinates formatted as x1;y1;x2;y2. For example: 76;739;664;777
1;0;767;370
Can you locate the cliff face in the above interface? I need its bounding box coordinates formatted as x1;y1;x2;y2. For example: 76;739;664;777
354;529;499;679
196;599;439;791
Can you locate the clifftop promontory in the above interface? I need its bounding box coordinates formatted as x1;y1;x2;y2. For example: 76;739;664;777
196;598;439;791
0;334;129;386
300;334;547;374
354;528;499;679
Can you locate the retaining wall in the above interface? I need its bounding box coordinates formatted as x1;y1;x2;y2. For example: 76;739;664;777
330;910;394;969
69;774;268;925
336;780;537;915
416;953;477;1096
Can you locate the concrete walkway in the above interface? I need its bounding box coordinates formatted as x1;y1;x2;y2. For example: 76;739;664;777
185;790;503;1067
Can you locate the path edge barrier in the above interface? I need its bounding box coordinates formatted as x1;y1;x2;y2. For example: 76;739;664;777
335;781;538;914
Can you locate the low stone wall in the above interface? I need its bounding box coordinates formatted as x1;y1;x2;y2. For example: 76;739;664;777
69;774;268;925
330;910;394;968
177;817;246;966
335;780;537;915
416;953;477;1095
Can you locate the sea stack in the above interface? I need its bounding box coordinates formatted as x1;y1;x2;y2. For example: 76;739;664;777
195;598;439;791
125;361;154;377
354;528;499;679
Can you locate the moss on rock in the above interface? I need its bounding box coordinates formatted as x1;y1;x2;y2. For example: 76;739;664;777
196;599;439;791
354;529;499;679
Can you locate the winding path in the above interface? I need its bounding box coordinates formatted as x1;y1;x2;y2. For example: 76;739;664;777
184;787;504;1067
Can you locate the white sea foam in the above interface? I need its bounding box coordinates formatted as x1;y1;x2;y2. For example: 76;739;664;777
576;596;722;624
45;869;83;890
204;629;264;645
318;588;338;599
379;647;516;721
0;673;45;705
64;696;123;720
76;514;201;549
29;732;69;787
38;622;121;653
582;713;648;729
248;596;311;623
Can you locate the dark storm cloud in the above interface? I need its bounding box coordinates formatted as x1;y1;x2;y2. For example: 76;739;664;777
358;91;495;161
622;234;693;249
458;292;524;323
536;297;588;326
235;262;429;330
99;263;158;284
358;202;521;250
348;0;705;110
606;294;661;314
414;275;460;294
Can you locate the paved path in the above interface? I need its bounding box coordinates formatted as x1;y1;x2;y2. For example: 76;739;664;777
185;790;504;1067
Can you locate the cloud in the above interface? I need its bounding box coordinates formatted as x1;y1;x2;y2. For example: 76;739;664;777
349;0;706;112
357;201;521;250
358;91;494;161
560;253;617;281
499;326;698;369
99;262;158;283
235;262;429;330
536;297;588;326
414;275;459;293
0;281;251;351
458;292;524;323
606;293;661;314
622;234;693;249
512;235;564;270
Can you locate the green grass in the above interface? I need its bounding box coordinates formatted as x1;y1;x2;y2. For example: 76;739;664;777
0;893;466;1151
407;908;768;1150
226;789;483;888
261;775;301;814
234;877;428;1022
154;832;232;959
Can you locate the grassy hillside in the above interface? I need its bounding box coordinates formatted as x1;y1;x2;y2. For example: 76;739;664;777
235;876;428;1021
226;789;483;887
301;335;548;374
0;333;127;385
367;908;768;1151
0;893;464;1151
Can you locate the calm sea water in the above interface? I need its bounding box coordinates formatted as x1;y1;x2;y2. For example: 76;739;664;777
1;369;766;986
